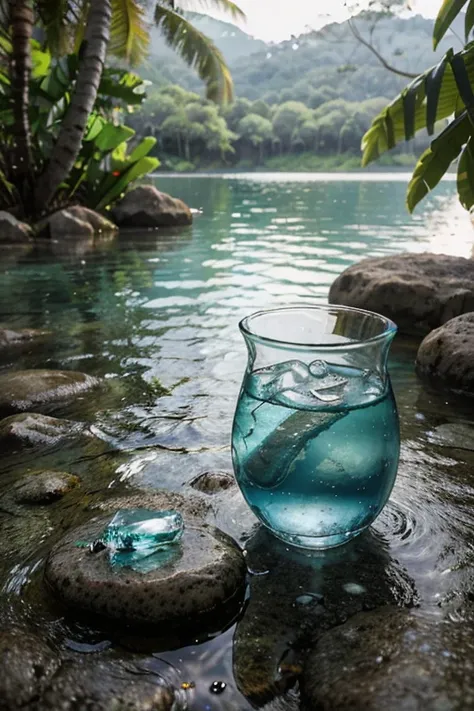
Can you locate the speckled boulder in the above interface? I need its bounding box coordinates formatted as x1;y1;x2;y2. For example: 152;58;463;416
45;513;246;625
0;627;60;709
416;313;474;396
38;658;177;711
0;413;92;449
0;326;50;351
112;185;193;228
12;470;79;504
302;606;474;711
189;471;235;494
38;206;118;240
329;252;474;336
0;370;101;416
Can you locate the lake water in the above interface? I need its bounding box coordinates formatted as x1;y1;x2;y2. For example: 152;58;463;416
1;174;474;710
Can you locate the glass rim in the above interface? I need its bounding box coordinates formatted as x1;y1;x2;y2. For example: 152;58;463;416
239;304;397;350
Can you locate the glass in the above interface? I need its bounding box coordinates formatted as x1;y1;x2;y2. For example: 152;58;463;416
231;305;400;550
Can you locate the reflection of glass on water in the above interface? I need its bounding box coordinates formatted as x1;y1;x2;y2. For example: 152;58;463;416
232;359;400;548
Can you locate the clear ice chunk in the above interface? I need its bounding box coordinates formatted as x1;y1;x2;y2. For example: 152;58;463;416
250;360;310;401
101;509;184;570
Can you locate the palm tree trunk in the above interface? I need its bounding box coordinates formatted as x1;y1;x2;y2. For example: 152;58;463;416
10;0;33;180
34;0;112;212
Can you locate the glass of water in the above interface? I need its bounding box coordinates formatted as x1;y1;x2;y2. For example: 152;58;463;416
231;305;400;550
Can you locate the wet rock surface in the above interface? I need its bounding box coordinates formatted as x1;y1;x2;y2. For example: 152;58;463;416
0;327;50;351
189;470;235;494
45;505;246;625
0;370;101;416
233;528;416;704
329;252;474;336
0;413;92;449
37;657;178;711
0;211;33;245
10;470;79;504
427;422;474;451
0;627;60;709
38;206;118;240
302;606;474;711
416;313;474;395
112;185;193;228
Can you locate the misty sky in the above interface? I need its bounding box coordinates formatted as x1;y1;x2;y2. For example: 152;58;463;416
208;0;441;41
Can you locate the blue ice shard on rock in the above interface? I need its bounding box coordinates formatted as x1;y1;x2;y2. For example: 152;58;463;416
101;509;184;571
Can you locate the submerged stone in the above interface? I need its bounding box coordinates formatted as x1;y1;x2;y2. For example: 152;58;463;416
0;370;101;416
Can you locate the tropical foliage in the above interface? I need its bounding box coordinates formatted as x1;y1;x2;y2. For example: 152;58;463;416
129;84;429;170
0;0;242;221
362;0;474;210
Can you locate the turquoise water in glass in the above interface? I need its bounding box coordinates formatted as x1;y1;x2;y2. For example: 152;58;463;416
232;363;400;548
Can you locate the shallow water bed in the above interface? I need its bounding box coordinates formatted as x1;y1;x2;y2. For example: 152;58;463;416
0;175;473;710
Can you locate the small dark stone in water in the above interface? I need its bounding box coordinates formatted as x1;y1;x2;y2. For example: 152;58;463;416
210;681;226;694
89;540;107;554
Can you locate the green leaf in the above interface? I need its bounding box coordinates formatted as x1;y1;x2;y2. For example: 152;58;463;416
98;68;147;105
109;0;150;67
154;5;234;104
128;136;157;162
31;48;51;79
425;56;448;135
95;156;160;211
466;0;474;38
94;124;135;153
434;0;469;49
362;44;474;166
457;137;474;208
407;112;471;212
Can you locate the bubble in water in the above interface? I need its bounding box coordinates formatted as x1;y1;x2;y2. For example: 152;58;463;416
309;359;329;377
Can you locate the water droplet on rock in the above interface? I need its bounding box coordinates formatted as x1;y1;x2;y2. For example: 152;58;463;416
210;681;226;694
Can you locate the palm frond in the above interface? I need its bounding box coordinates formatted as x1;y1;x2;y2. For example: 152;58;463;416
36;0;80;55
154;5;233;104
361;44;474;166
109;0;150;67
161;0;245;22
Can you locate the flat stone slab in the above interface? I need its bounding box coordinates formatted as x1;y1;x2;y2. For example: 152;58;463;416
302;606;474;711
45;514;246;625
0;370;101;416
416;313;474;396
0;413;91;448
329;252;474;336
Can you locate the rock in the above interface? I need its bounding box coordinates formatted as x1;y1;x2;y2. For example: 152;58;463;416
112;185;193;228
0;326;50;351
0;370;101;416
39;206;117;240
45;506;246;625
0;413;91;449
96;490;211;522
416;313;474;396
0;211;33;245
189;470;235;494
329;252;474;336
302;606;474;711
233;528;416;705
427;422;474;451
38;658;177;711
12;470;79;504
0;627;59;709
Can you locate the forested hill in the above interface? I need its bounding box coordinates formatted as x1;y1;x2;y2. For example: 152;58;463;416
135;11;463;171
145;11;464;104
